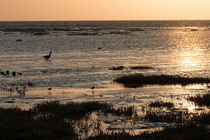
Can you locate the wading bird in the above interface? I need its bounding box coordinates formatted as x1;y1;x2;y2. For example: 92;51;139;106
43;51;52;60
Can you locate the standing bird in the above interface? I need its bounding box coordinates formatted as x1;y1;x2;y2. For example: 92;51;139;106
43;51;52;60
91;86;95;94
6;70;9;75
12;71;16;76
48;87;52;95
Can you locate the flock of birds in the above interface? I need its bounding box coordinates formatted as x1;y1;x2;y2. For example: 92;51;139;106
0;70;22;77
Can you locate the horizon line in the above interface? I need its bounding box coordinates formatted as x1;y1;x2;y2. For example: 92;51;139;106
1;19;210;22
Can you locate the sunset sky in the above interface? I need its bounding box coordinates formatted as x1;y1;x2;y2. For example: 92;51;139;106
1;0;210;21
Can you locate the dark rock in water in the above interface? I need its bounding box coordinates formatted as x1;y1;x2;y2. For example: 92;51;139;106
12;71;16;76
6;70;9;75
16;39;22;42
18;72;22;75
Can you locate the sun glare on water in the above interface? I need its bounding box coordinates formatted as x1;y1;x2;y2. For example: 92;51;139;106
187;105;196;112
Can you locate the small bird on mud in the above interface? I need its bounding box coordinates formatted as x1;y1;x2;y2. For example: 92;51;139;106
48;87;52;95
43;51;52;60
91;86;95;94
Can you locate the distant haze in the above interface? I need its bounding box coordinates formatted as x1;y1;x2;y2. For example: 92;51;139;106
1;0;210;21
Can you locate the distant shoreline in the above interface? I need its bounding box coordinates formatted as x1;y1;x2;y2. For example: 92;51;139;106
1;19;210;22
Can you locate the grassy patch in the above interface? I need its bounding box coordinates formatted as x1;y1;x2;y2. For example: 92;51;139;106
87;124;210;140
114;74;210;88
108;66;125;70
130;66;153;70
31;101;114;120
0;107;76;140
1;101;210;140
187;93;210;107
148;100;174;109
0;101;115;140
88;113;210;140
109;66;153;71
144;111;191;123
103;106;136;117
0;101;137;139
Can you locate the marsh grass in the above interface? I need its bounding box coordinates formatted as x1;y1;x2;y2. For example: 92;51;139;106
114;74;210;88
108;66;125;70
0;107;76;140
144;111;192;123
88;112;210;140
187;93;210;107
148;100;174;109
129;66;153;70
1;101;210;140
87;124;210;140
0;101;112;140
109;66;153;71
31;101;115;120
0;101;137;139
103;106;136;117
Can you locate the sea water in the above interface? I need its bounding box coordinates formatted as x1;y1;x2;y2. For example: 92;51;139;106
0;20;210;110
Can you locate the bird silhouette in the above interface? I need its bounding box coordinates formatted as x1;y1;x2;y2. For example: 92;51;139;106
43;51;52;60
6;70;9;75
91;86;95;94
12;71;16;76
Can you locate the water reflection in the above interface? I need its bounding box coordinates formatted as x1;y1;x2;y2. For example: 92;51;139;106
164;29;209;76
176;47;205;72
187;105;196;112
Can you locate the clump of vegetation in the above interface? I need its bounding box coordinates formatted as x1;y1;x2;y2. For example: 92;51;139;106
0;107;76;140
148;100;174;109
114;74;210;88
88;112;210;140
0;101;138;139
108;66;126;70
144;111;191;123
0;101;114;140
1;100;210;140
109;65;154;71
33;32;49;36
31;101;114;120
130;66;153;70
87;123;210;140
187;93;210;107
103;106;136;117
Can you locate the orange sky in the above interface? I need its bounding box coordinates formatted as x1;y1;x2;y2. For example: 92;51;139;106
0;0;210;21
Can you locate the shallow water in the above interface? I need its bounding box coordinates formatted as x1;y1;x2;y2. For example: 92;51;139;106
0;21;210;133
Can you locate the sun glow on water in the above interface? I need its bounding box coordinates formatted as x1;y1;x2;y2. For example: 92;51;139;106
187;105;196;112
